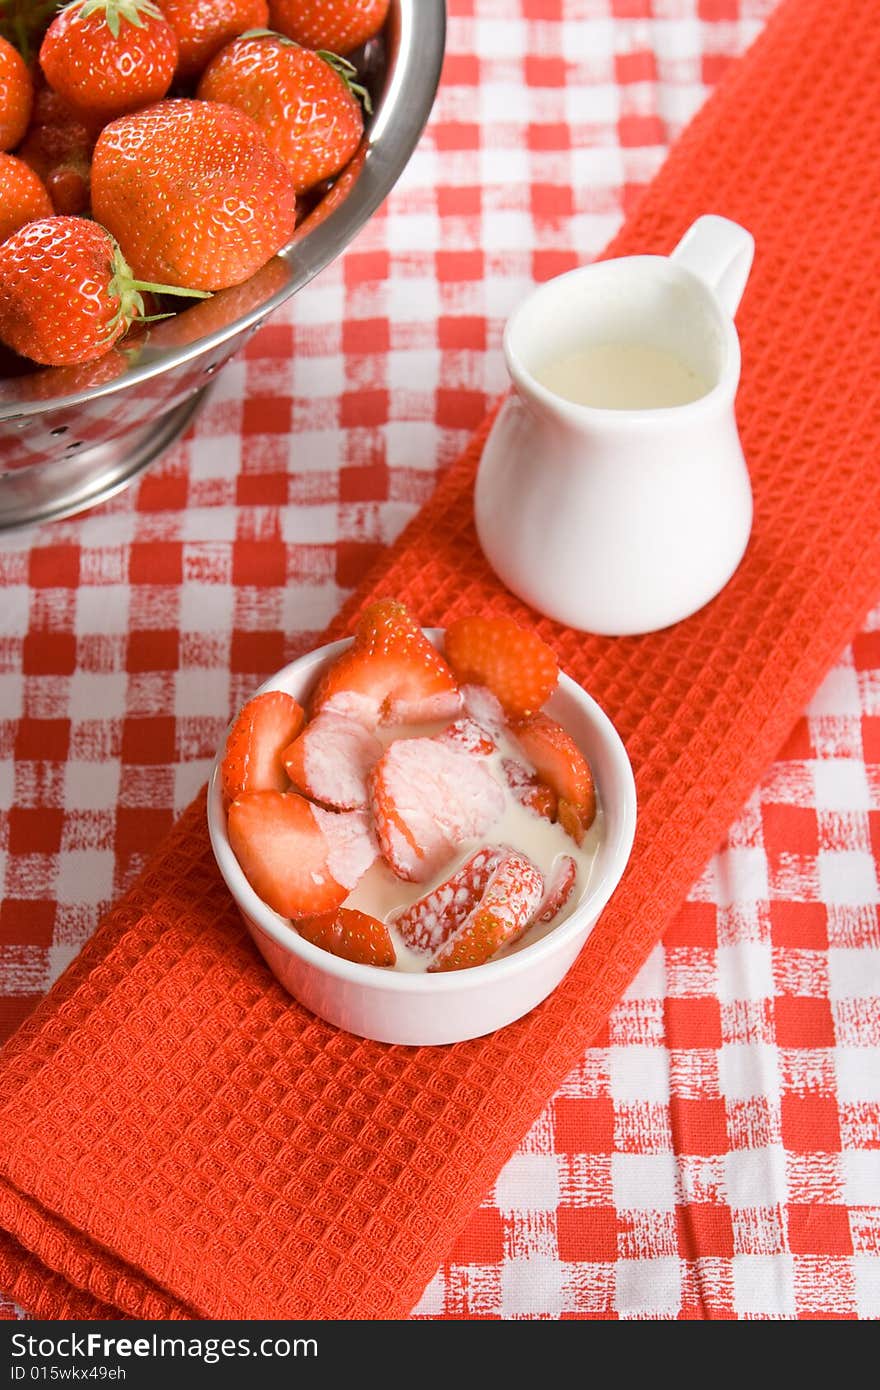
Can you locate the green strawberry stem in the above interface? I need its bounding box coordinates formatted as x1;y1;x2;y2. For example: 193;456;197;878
317;50;374;114
238;30;374;114
105;239;210;344
128;280;212;298
72;0;164;40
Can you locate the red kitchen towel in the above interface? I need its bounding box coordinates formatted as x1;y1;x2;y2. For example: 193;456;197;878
1;0;879;1320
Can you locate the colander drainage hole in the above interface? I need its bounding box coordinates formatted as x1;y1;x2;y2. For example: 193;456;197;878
204;363;219;375
50;426;68;436
65;440;85;452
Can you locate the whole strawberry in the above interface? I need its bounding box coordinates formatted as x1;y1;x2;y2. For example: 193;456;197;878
17;86;95;214
157;0;269;79
39;0;178;127
198;33;365;195
0;153;53;242
0;33;32;149
0;215;208;365
91;99;298;290
268;0;388;56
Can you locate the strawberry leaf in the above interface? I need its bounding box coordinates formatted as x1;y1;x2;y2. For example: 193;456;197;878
317;49;374;115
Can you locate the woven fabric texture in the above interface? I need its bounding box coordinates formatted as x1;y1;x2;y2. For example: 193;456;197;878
1;0;879;1320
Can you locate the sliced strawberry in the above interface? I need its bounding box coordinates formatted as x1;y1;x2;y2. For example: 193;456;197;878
312;599;461;728
368;736;505;882
558;798;595;845
434;716;496;757
221;690;304;806
311;806;378;889
444;616;558;719
282;710;382;810
501;757;557;821
296;907;396;968
461;683;507;735
533;854;577;925
429;849;544;973
226;789;347;919
512;713;596;844
392;845;503;954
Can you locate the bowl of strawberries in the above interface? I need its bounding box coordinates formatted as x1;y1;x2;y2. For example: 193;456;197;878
0;0;445;528
207;601;637;1045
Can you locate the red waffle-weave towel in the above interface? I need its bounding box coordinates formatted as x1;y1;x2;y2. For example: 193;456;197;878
1;0;879;1320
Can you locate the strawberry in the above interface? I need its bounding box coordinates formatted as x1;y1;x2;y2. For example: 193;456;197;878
0;216;208;366
282;710;381;810
312;599;460;728
198;32;366;196
512;712;596;845
368;735;505;882
310;800;375;884
533;854;577;925
268;0;389;56
91;99;298;291
434;717;496;757
461;683;507;735
17;87;94;215
429;850;544;973
444;615;559;720
40;1;178;128
157;0;269;79
311;804;378;888
227;789;349;918
392;846;502;954
501;757;557;821
220;689;305;806
0;33;32;150
0;154;52;242
296;906;395;968
140;253;288;355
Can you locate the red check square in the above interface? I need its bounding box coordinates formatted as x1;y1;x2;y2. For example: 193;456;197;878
774;997;836;1049
554;1097;614;1155
557;1207;619;1262
781;1095;842;1153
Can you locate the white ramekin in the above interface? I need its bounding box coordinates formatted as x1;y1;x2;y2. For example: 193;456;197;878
207;631;637;1046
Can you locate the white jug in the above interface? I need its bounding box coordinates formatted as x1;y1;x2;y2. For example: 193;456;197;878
474;215;755;636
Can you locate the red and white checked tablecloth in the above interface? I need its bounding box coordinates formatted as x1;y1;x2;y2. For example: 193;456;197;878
2;0;879;1320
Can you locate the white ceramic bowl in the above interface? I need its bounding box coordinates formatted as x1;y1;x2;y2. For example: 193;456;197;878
207;631;637;1046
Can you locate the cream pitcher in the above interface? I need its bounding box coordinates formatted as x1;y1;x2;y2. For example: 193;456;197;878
474;214;755;636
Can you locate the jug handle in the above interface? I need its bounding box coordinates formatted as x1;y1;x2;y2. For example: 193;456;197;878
670;214;755;318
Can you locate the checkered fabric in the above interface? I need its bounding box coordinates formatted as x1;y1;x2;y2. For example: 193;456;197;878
414;624;880;1318
1;0;877;1320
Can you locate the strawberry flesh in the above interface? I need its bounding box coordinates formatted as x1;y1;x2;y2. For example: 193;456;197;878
311;806;378;889
429;849;544;972
368;735;505;882
312;599;460;728
533;854;578;925
512;712;596;844
461;683;508;735
501;757;557;821
221;689;304;807
392;846;503;954
283;710;382;810
434;717;496;757
227;789;347;919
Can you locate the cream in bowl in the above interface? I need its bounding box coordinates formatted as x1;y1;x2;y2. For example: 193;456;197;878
207;602;636;1045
